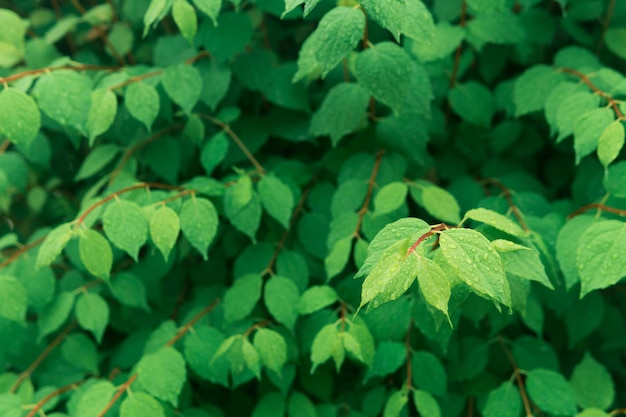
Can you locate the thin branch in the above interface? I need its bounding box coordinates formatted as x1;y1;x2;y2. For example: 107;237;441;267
0;139;10;155
449;0;467;88
568;202;626;219
0;63;121;85
25;379;87;417
199;114;266;175
405;320;413;390
558;67;625;120
96;373;138;417
406;223;447;255
498;336;534;417
596;0;616;55
0;237;46;270
480;178;529;232
243;318;272;338
11;321;77;393
353;150;385;238
165;298;220;347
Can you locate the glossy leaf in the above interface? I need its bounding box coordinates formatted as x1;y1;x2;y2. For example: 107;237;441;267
137;347;187;406
85;89;117;144
179;197;219;259
149;206;180;262
79;229;113;280
125;82;160;131
102;199;149;261
253;328;287;373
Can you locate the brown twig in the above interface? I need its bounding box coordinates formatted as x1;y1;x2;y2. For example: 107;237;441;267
243;318;272;338
0;236;46;271
340;302;347;332
480;178;529;231
449;0;467;88
497;336;533;417
610;407;626;415
165;298;220;347
406;223;447;255
199;114;266;175
558;67;625;120
96;373;138;417
405;320;413;390
353;150;385;238
25;379;87;417
11;321;77;393
0;64;121;85
596;0;616;55
568;202;626;219
0;139;10;155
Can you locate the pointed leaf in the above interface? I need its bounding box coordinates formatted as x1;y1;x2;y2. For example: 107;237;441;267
374;182;408;216
137;347;187;406
76;292;109;343
180;197;218;259
415;255;451;320
597;120;625;167
570;352;615;410
85;89;117;144
298;285;338;315
172;0;197;44
253;328;287;373
0;275;27;324
162;63;202;113
149;206;180;262
258;174;294;228
79;229;113;279
464;208;526;237
192;0;221;25
36;223;73;268
125;82;160;131
102;199;149;261
0;88;41;150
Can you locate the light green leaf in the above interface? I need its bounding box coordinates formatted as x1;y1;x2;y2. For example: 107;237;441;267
464;208;526;237
85;89;117;144
412;351;447;396
0;88;40;150
137;347;186;406
265;275;300;330
125;82;160;131
309;82;369;146
310;323;342;372
253;328;287;373
355;42;431;117
79;229;113;279
283;0;304;17
102;199;149;261
492;240;553;289
258;174;294;228
75;144;121;181
440;228;511;307
577;219;626;297
448;81;494;127
149;206;180;262
76;292;109;343
605;28;626;60
38;292;76;341
555;91;600;143
467;11;525;45
288;392;316;417
33;71;92;132
526;369;578;416
298;285;338;315
179;197;218;259
120;392;165;417
36;223;73;268
514;65;564;116
0;275;27;324
409;180;461;224
383;390;408;417
172;0;197;44
415;255;451;320
360;0;435;42
597;120;625;167
412;390;440;417
573;108;614;163
224;176;262;241
341;331;363;361
143;0;169;37
61;333;99;374
0;9;27;68
570;352;615;410
200;131;229;175
365;341;405;380
408;22;464;62
192;0;221;25
75;380;115;417
184;326;229;385
556;215;595;290
482;381;522;417
242;337;261;378
223;274;263;322
161;64;202;113
110;272;149;310
325;236;353;280
374;182;408;216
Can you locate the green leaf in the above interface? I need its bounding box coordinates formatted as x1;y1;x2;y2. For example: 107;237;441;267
79;229;113;279
298;285;338;315
161;64;202;113
573;108;614;163
224;176;262;241
137;347;187;406
125;82;160;131
0;88;40;150
310;323;343;372
526;369;578;416
149;206;180;262
61;333;99;374
482;381;522;417
570;352;615;410
38;292;76;341
411;351;447;396
556;215;595;290
555;91;600;143
360;238;417;310
192;0;221;25
0;393;22;417
309;83;369;146
143;0;170;37
75;380;115;417
577;219;626;297
408;22;464;62
0;9;28;68
36;223;73;268
605;28;626;60
288;392;316;417
76;292;109;343
85;89;117;144
200;131;229;175
0;275;27;323
198;12;253;62
448;81;494;127
464;208;526;237
198;60;231;110
374;182;408;216
184;326;229;385
120;392;165;417
258;175;294;228
33;71;92;132
179;197;218;259
265;275;300;330
253;328;287;373
242;337;261;378
492;240;553;289
223;274;263;322
514;65;564;116
467;11;525;45
355;42;431;117
383;390;408;417
253;392;286;417
597;120;625;167
172;0;197;44
360;0;435;42
409;180;461;224
440;228;511;307
365;341;405;380
102;199;148;261
75;144;121;181
415;255;451;321
412;390;440;417
110;272;149;310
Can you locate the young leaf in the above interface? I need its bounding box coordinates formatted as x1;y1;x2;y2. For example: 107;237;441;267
310;323;342;372
409;180;461;224
223;274;263;322
79;229;113;279
224;176;262;242
253;328;287;373
309;82;370;146
75;144;121;181
110;272;150;310
0;275;27;324
161;64;202;113
383;390;408;417
38;292;76;341
172;0;197;44
120;392;166;417
36;223;73;269
85;89;117;144
76;292;109;343
526;369;578;416
597;120;625;167
125;82;160;131
192;0;221;25
415;255;451;320
0;88;41;150
482;381;522;417
491;239;554;289
179;197;219;259
570;352;615;410
298;285;338;315
102;199;149;261
374;182;408;216
440;228;511;308
137;347;187;406
149;206;180;262
464;208;525;237
412;390;440;417
258;174;294;228
448;81;494;127
265;275;300;330
242;337;261;378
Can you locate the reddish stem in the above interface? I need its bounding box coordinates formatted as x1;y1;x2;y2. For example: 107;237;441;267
353;150;385;238
558;67;625;120
25;379;87;417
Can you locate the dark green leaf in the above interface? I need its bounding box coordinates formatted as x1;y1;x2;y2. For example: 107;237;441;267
526;369;577;416
258;174;294;228
570;352;614;410
482;381;522;417
0;275;27;323
448;81;494;127
223;274;263;322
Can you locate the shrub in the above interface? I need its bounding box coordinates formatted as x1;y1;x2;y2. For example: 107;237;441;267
1;0;626;416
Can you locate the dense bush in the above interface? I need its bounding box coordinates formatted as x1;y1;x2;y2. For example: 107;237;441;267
1;0;626;416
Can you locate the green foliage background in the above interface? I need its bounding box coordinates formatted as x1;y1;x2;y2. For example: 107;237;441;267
1;0;626;416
